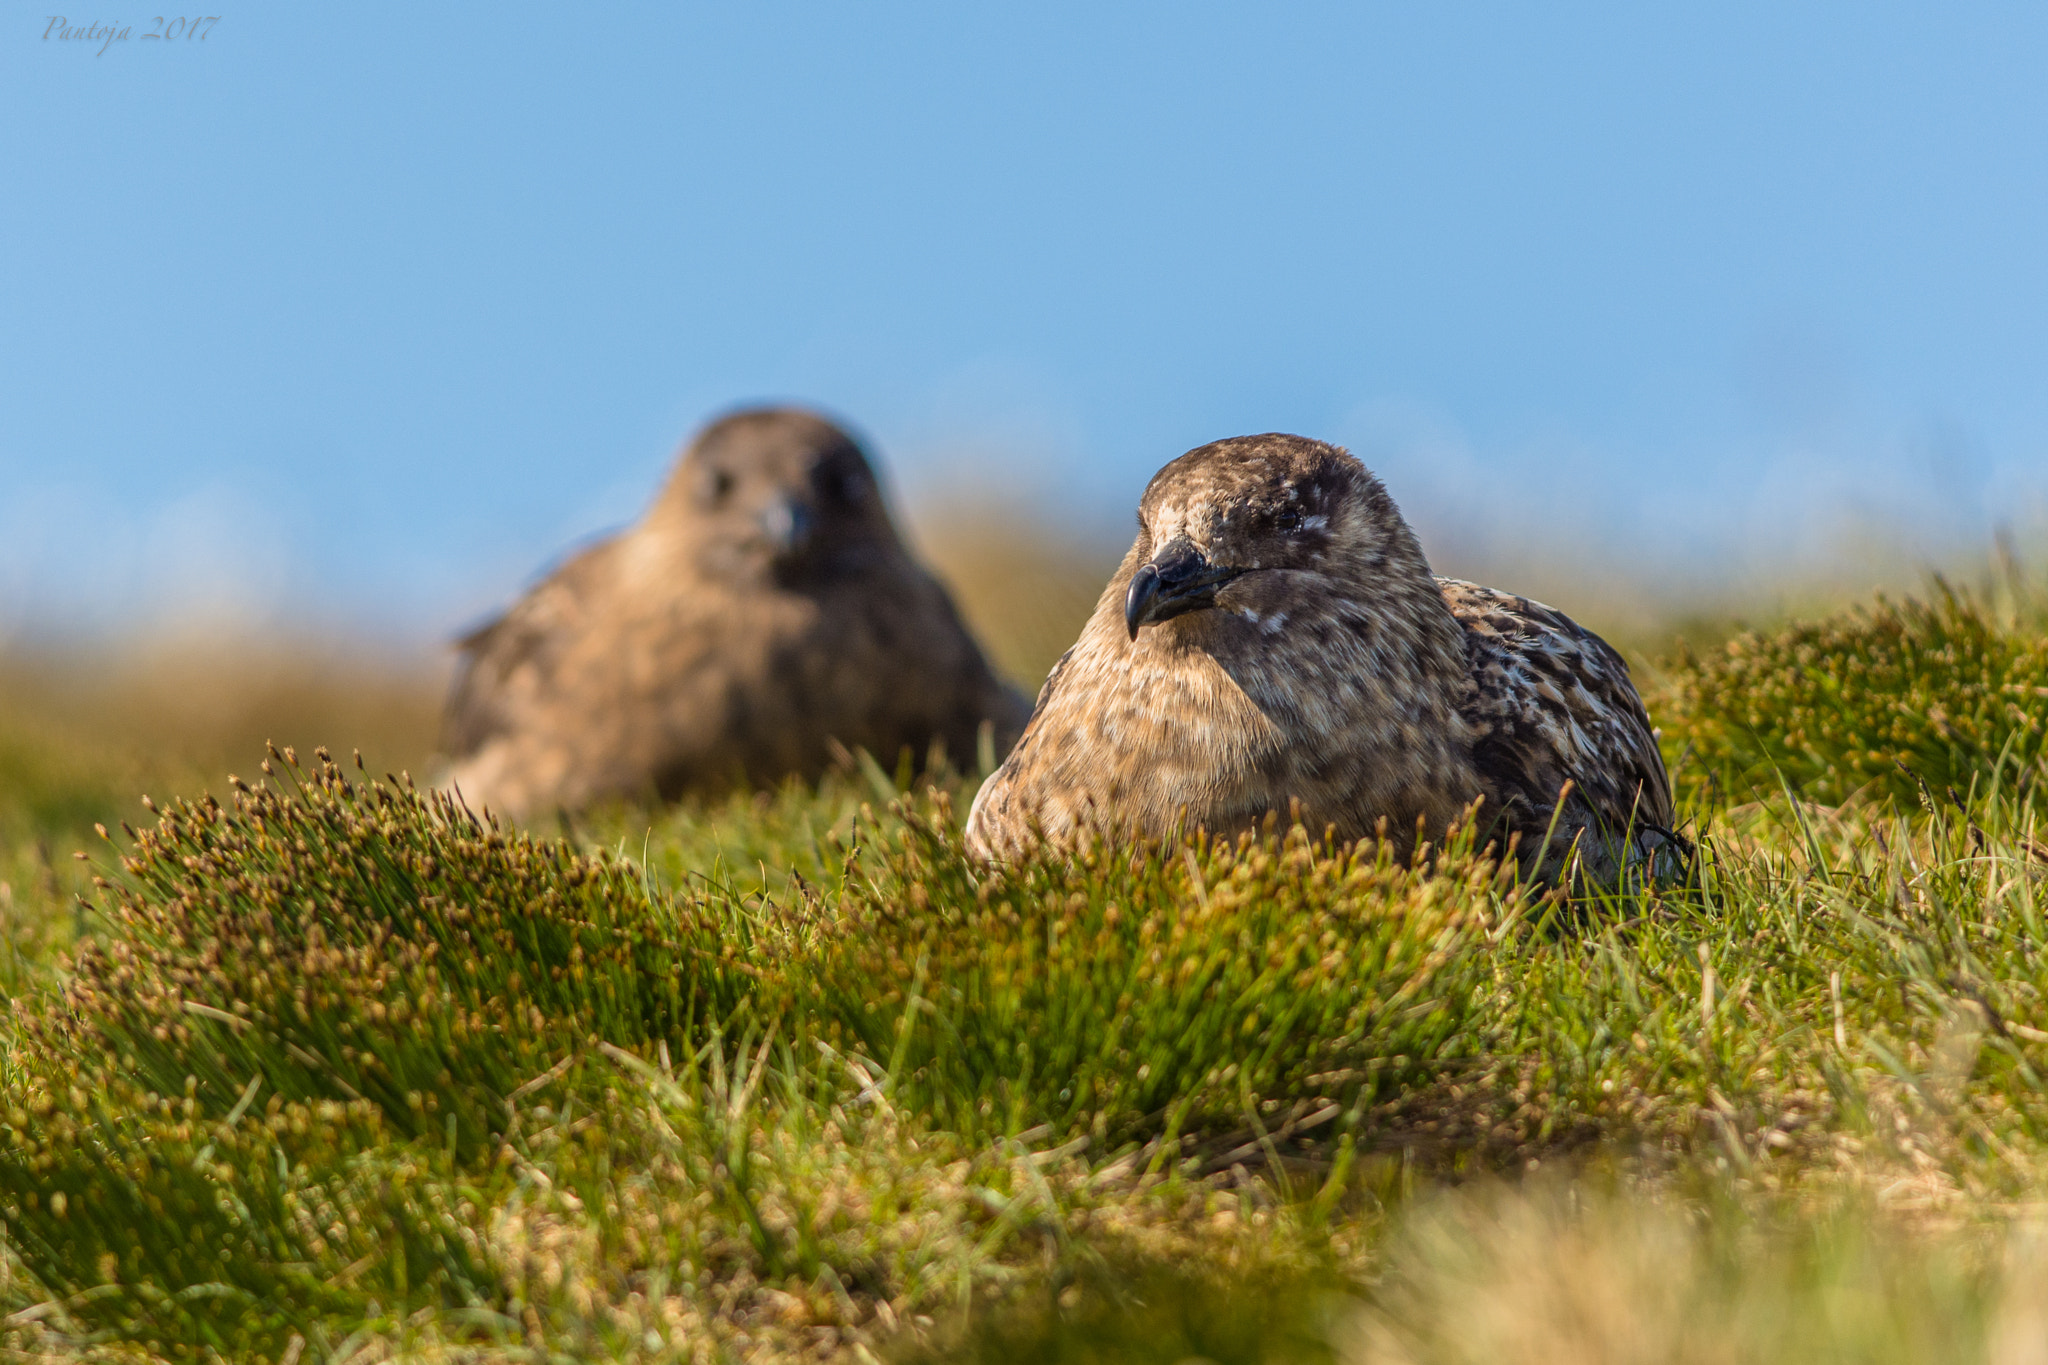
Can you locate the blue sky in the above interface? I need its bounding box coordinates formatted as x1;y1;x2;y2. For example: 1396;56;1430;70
5;3;2045;639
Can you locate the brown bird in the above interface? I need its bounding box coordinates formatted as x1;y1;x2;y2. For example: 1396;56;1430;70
443;407;1029;819
964;433;1685;883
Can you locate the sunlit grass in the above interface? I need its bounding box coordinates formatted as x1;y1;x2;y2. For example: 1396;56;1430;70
1658;580;2048;807
3;556;2048;1360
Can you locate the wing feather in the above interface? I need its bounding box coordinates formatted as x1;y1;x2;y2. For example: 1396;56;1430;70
1437;578;1682;878
441;537;621;758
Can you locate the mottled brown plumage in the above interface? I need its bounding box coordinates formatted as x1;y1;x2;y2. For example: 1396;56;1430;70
965;433;1684;881
443;408;1029;818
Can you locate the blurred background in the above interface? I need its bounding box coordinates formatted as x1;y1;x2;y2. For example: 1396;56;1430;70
5;1;2047;796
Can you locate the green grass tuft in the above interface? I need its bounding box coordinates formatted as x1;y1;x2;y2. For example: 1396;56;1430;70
800;802;1511;1144
1658;582;2048;806
24;749;760;1165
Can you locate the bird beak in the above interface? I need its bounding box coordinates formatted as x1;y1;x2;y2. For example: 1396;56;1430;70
1124;536;1245;639
759;497;815;557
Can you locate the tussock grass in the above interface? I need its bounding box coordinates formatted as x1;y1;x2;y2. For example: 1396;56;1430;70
3;575;2048;1360
0;751;1510;1357
0;636;442;1001
1658;582;2048;806
26;751;756;1164
800;803;1508;1145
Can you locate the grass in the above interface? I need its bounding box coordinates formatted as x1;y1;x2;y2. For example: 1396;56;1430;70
4;569;2048;1361
1661;579;2048;807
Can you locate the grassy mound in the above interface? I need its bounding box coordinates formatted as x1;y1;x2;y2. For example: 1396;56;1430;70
28;752;757;1163
1658;584;2048;807
0;641;442;1002
11;579;2048;1360
0;752;1508;1356
801;805;1507;1143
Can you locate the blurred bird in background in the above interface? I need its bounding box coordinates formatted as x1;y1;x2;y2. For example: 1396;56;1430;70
967;433;1686;883
442;407;1029;819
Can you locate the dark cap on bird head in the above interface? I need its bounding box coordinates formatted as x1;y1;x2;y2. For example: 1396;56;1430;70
1120;433;1410;640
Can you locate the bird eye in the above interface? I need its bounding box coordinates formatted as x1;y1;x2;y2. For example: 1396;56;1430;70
700;470;741;511
818;463;868;507
1274;508;1305;533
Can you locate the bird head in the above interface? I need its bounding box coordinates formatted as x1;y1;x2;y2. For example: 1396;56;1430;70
657;407;901;584
1121;433;1431;640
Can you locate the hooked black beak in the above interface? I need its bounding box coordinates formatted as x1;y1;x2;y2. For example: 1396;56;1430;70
1124;537;1245;639
759;496;815;558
